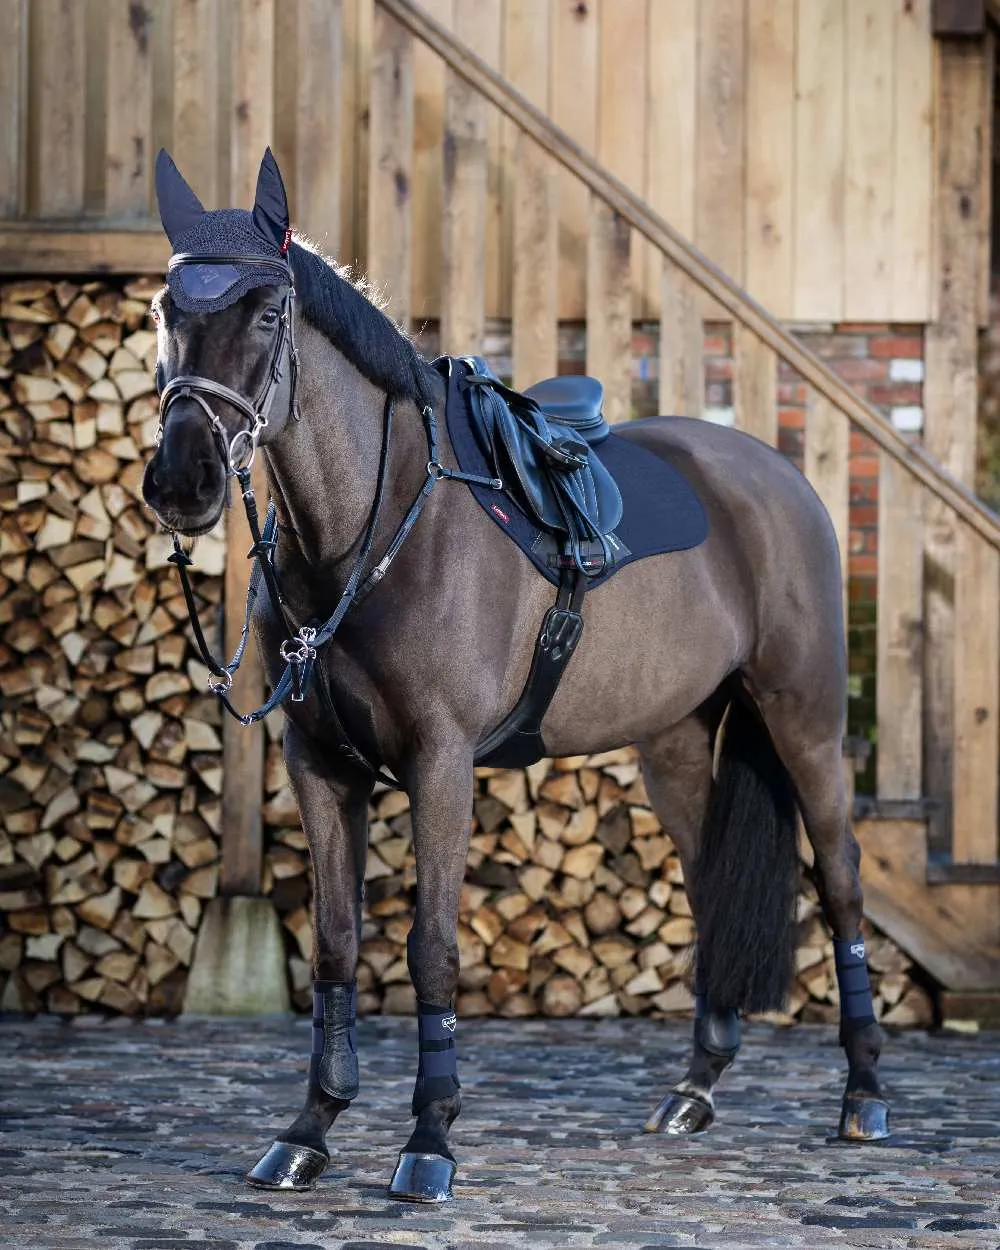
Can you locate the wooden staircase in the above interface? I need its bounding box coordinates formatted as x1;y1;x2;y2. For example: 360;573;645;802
377;0;1000;1010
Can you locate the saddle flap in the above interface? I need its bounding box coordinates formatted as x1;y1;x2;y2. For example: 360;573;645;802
458;359;623;567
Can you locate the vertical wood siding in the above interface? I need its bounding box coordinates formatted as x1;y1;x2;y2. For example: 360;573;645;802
3;0;937;325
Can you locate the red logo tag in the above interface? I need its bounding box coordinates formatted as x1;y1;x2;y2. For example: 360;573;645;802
281;227;293;255
491;503;510;524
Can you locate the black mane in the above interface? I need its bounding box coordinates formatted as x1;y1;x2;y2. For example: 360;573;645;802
289;241;437;407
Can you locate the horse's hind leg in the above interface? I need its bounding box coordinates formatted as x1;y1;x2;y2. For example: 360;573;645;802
638;713;742;1135
247;725;372;1190
751;684;889;1141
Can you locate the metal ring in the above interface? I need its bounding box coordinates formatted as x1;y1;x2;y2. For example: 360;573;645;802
228;428;257;474
210;669;234;692
427;460;446;480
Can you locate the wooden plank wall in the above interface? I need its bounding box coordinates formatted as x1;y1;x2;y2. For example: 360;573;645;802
3;0;937;327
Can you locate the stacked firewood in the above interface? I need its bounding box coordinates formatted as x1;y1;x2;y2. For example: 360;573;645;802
262;740;933;1026
0;277;226;1015
0;277;933;1025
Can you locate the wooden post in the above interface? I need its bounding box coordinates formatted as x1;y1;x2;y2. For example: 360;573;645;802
219;0;274;898
658;264;703;418
367;6;414;327
105;1;155;217
29;0;87;216
508;0;556;389
0;0;26;218
952;527;1000;863
552;0;597;321
876;455;923;800
924;37;989;854
804;389;850;620
732;325;777;446
440;0;493;355
586;0;644;422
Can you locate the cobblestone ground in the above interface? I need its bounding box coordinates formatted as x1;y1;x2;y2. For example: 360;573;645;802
0;1017;998;1249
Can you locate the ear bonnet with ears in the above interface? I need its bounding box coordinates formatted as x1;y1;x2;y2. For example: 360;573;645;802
155;147;293;313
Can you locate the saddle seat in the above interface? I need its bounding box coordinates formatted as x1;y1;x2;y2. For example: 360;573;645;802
523;375;610;444
457;357;622;574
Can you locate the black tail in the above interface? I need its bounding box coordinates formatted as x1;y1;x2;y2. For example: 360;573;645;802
692;695;799;1015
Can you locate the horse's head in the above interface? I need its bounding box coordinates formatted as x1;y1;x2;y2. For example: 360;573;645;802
143;149;298;536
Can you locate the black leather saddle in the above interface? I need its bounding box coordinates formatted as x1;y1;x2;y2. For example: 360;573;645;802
458;357;623;575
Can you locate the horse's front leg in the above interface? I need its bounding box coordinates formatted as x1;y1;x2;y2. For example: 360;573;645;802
388;745;474;1203
248;723;372;1190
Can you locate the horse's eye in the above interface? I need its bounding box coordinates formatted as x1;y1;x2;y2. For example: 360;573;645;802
259;308;279;329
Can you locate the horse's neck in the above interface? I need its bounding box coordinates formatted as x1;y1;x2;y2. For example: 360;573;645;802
262;329;431;585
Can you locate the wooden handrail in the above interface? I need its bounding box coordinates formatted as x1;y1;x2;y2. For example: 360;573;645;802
379;0;1000;551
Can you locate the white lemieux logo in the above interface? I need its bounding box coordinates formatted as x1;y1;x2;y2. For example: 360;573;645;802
442;1013;457;1032
850;942;865;960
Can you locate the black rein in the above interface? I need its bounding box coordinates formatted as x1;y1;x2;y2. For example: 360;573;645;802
159;251;501;783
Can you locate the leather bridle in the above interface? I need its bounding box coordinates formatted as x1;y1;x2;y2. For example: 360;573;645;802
155;252;301;475
155;263;503;783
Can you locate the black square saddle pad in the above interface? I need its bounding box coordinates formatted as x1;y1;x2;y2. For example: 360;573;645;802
439;358;708;588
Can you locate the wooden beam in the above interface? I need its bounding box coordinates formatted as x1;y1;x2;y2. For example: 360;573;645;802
924;37;991;860
732;324;777;445
857;818;1000;990
0;0;26;217
0;224;168;272
658;264;703;418
876;455;924;800
219;0;274;898
744;0;794;318
793;0;845;322
30;0;86;216
367;5;414;326
228;0;274;205
440;0;492;355
377;0;1000;550
933;0;987;36
803;389;849;621
173;0;220;209
105;0;155;217
508;0;556;389
291;0;342;253
952;526;1000;863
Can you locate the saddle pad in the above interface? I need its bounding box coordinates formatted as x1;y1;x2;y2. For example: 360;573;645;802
440;359;708;588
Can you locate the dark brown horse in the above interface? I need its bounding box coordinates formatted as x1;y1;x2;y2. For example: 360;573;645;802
142;149;887;1202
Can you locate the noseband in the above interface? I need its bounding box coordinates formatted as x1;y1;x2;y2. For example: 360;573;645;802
156;252;301;475
157;269;502;783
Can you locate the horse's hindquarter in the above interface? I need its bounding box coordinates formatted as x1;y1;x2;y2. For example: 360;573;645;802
541;417;846;755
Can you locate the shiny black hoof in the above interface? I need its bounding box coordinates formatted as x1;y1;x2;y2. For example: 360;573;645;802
388;1151;456;1202
838;1094;890;1142
246;1140;329;1190
645;1090;715;1135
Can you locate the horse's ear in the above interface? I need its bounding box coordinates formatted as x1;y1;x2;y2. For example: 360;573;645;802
155;149;206;247
252;147;290;250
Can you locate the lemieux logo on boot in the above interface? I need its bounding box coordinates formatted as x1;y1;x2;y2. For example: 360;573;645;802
850;942;865;960
442;1013;458;1032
